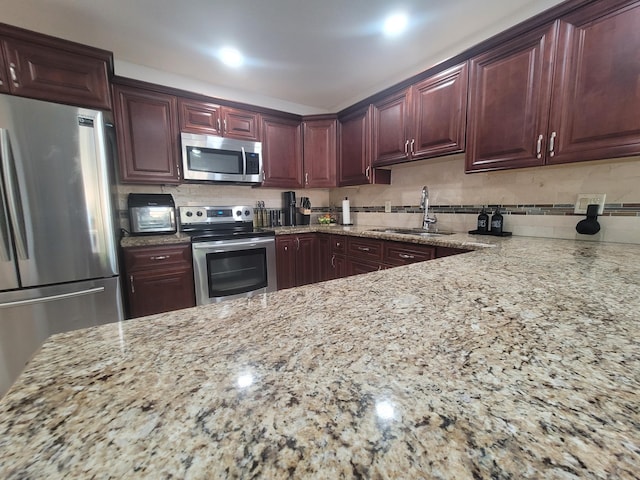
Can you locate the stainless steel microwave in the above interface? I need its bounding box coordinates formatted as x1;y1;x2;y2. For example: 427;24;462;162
181;132;263;184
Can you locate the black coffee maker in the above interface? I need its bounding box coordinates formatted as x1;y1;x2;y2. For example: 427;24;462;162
283;191;296;226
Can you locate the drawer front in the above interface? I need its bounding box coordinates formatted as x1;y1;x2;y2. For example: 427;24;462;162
384;242;435;266
347;237;383;262
331;235;347;255
123;244;192;271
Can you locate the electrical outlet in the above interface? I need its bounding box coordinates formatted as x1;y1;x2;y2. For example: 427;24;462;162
384;200;392;213
574;193;606;215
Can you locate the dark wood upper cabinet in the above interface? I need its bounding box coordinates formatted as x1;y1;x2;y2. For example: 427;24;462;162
339;106;391;186
372;63;468;167
113;84;180;184
222;107;260;140
178;98;221;135
1;38;111;109
372;88;411;165
467;0;640;172
466;23;557;172
178;99;260;141
261;115;303;188
303;117;337;188
411;63;468;159
548;1;640;165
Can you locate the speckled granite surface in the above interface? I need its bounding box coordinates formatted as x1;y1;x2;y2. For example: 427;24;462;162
2;235;639;478
120;225;499;251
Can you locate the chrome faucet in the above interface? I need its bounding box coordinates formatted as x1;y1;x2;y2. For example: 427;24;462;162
420;186;437;231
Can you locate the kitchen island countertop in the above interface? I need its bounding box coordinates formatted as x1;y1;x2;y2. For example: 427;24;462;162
1;234;639;478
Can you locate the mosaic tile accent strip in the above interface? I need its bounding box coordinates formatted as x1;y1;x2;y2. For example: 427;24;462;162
329;203;640;217
118;203;640;220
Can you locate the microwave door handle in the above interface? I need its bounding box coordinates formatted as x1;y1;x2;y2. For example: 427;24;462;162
0;129;29;260
241;147;247;177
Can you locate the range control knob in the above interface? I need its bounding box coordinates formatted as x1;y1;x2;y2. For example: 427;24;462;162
185;211;193;217
196;211;203;217
244;210;250;216
236;210;242;217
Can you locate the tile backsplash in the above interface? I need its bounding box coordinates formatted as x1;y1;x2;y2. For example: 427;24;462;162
116;153;640;244
330;154;640;245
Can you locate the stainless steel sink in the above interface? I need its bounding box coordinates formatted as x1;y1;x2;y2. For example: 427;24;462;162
368;228;455;237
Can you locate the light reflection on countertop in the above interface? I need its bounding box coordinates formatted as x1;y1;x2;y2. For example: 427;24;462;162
1;235;639;478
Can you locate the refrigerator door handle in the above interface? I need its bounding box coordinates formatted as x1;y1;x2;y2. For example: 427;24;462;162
0;153;14;263
0;286;105;308
0;129;29;260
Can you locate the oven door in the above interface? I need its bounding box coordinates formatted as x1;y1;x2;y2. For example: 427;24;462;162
192;236;277;305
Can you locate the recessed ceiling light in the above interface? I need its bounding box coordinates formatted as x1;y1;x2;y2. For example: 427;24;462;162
219;47;244;68
383;13;408;36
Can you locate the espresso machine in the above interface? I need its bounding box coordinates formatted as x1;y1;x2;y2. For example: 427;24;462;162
283;191;296;226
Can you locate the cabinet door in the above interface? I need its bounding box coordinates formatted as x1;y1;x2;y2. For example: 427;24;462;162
0;51;9;93
178;98;221;135
2;38;110;109
339;107;371;185
126;267;195;318
466;23;557;172
275;236;297;290
548;2;640;164
332;254;347;279
347;258;383;276
261;115;303;188
222;107;260;141
412;63;468;160
316;234;332;282
296;234;318;286
113;84;180;184
372;89;410;166
303;118;337;188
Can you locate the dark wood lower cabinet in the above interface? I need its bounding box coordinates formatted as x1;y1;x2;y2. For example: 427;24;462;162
277;233;470;288
347;258;384;276
275;234;318;290
123;244;195;318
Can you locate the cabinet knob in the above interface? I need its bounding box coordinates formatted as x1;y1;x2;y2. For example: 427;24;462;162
129;274;135;294
404;140;409;155
399;253;415;259
150;255;170;261
357;246;370;252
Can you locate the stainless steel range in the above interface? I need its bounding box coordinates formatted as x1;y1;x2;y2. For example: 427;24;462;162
179;206;277;305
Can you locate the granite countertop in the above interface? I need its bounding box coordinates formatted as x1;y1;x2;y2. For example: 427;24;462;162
1;234;639;478
119;224;501;251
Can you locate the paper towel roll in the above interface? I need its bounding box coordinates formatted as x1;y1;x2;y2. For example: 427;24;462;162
342;197;351;225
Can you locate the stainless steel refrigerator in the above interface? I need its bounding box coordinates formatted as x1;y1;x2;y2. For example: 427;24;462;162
0;94;123;397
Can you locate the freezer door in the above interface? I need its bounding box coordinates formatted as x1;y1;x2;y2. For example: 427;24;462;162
0;276;123;397
0;132;19;290
0;94;118;288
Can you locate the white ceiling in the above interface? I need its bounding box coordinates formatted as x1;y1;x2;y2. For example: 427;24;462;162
2;0;567;114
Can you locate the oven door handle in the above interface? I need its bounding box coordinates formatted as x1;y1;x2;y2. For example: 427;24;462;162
192;237;274;250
